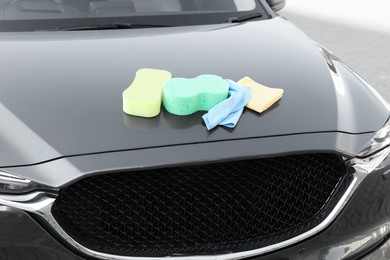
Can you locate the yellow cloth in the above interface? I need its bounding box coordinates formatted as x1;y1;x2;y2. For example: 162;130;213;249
238;76;284;113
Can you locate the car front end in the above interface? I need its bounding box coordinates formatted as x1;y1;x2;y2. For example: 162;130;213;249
1;0;390;259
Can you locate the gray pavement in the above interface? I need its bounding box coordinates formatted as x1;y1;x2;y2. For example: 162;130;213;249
279;11;390;102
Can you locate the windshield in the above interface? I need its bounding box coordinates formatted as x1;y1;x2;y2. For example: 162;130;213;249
0;0;267;31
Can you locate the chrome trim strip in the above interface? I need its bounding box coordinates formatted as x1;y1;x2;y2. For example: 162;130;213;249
0;191;55;215
1;147;389;260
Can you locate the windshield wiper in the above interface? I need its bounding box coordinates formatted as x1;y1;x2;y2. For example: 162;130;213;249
55;23;172;31
227;13;263;23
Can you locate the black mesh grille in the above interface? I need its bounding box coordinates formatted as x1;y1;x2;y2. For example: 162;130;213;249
52;153;351;257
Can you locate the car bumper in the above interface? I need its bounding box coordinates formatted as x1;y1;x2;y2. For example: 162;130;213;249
362;239;390;260
0;206;80;260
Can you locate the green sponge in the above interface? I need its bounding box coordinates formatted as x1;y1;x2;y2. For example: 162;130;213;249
123;68;172;117
163;75;229;116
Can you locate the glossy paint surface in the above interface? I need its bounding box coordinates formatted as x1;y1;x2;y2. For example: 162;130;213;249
0;131;376;187
0;17;388;167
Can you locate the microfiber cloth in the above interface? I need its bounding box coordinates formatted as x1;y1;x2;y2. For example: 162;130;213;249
238;76;284;113
202;80;251;130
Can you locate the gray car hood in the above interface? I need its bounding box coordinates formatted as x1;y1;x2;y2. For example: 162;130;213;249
0;17;388;167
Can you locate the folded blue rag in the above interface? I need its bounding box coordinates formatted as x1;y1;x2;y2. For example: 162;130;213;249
202;79;251;130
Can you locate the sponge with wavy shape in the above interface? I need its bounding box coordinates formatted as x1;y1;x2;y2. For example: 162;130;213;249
163;75;229;116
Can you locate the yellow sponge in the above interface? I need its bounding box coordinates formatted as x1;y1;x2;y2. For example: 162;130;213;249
123;68;172;117
238;76;284;113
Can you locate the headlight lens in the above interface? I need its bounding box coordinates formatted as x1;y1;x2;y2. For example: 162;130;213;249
358;120;390;157
0;171;39;194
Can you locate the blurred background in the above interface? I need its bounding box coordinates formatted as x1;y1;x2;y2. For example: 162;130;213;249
279;0;390;102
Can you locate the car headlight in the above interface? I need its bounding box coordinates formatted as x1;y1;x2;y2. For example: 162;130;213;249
358;119;390;158
0;171;56;214
0;171;40;194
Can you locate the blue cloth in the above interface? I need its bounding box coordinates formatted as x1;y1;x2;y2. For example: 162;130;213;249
202;79;251;130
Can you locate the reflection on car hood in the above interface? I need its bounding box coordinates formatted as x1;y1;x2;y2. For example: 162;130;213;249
0;17;388;166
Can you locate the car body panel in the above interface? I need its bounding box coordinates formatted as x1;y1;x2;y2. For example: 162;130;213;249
0;206;81;260
0;131;375;187
0;17;388;167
